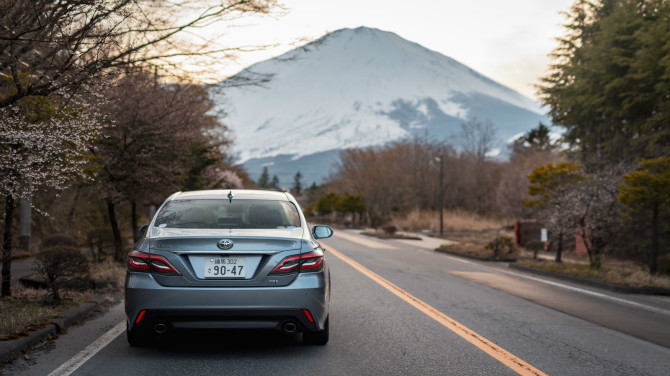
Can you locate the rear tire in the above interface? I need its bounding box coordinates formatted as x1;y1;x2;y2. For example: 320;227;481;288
127;323;149;347
303;316;329;345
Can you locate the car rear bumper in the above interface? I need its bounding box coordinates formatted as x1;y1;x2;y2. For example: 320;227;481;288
125;271;329;333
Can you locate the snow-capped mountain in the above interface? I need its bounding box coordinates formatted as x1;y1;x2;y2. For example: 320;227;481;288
210;26;550;186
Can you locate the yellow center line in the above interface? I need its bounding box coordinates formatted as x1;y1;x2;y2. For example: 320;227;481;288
324;244;548;376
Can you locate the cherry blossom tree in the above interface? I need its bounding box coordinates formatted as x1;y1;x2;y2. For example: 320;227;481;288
1;95;101;297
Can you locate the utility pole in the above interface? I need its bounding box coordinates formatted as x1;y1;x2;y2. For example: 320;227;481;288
435;154;444;237
19;197;31;252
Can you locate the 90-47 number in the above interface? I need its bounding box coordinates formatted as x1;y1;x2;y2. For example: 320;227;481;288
211;265;243;276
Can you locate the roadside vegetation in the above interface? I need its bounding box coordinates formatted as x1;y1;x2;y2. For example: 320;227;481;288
518;259;670;289
303;0;670;285
0;257;125;340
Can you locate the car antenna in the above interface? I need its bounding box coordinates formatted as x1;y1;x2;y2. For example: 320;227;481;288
227;191;234;203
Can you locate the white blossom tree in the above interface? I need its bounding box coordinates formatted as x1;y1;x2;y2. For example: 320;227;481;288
1;96;101;297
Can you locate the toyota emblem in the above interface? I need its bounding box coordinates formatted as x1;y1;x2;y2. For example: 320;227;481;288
217;239;234;250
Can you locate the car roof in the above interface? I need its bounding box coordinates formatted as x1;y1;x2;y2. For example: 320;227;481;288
170;189;291;201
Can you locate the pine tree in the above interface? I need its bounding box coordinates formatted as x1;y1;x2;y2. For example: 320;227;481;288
619;157;670;273
540;0;670;168
269;175;280;189
257;167;270;188
293;171;303;195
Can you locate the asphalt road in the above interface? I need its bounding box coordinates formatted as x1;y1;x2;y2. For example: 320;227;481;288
3;231;670;376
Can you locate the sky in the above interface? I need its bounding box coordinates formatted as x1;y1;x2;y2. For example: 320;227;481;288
192;0;575;101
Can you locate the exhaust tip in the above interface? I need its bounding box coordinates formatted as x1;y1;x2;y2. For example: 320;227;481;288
282;321;298;334
153;323;168;334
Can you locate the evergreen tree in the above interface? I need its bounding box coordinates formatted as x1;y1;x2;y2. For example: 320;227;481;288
257;167;270;188
269;175;280;189
523;123;554;151
619;157;670;273
293;171;303;195
540;0;670;168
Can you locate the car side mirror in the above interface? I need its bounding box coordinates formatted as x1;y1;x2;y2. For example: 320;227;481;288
138;224;149;238
312;225;333;239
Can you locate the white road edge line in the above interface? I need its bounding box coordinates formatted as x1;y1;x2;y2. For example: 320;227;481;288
48;321;125;376
496;268;670;316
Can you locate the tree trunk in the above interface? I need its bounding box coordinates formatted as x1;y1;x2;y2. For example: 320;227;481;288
48;276;61;304
131;201;139;244
590;236;602;269
2;194;15;297
66;185;82;225
106;199;124;262
555;231;563;263
650;205;659;274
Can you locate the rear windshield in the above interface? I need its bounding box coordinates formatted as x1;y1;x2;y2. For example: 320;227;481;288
154;199;301;229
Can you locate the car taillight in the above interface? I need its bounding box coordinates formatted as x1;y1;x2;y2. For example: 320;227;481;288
128;251;179;274
299;251;324;272
271;250;324;274
270;255;301;274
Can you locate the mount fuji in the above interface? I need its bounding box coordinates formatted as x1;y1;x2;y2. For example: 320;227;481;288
210;26;550;186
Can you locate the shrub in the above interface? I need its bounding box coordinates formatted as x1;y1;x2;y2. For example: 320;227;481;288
42;234;78;248
382;225;397;236
370;215;388;229
485;236;516;259
34;238;90;304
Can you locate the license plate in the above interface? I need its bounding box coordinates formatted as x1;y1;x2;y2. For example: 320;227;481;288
204;257;246;278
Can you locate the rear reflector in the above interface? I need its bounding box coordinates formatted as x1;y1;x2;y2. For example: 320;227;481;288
136;310;147;324
302;309;314;323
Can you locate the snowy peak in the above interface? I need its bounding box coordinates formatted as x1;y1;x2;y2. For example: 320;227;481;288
211;26;549;183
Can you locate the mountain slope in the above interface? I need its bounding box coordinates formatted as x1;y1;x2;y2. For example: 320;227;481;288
211;26;549;185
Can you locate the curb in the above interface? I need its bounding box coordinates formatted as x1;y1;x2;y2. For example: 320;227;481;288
0;296;106;364
434;248;517;262
509;263;670;296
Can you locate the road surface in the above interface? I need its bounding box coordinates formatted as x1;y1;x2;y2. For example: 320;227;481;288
3;230;670;376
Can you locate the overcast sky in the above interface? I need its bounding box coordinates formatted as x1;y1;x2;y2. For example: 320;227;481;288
198;0;575;101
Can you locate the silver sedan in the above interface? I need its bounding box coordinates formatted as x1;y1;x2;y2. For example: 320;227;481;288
125;189;332;346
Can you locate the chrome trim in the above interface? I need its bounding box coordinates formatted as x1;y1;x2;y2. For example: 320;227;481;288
168;250;282;255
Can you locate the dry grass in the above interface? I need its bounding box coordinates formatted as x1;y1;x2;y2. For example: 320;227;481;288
0;256;125;340
0;284;78;339
90;257;126;291
389;209;517;259
392;209;512;233
441;242;491;257
519;259;670;289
